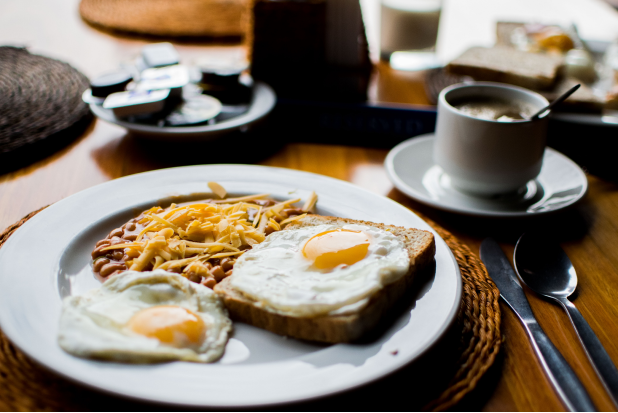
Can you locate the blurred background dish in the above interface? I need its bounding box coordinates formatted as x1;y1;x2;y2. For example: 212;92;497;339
82;41;276;141
90;81;275;140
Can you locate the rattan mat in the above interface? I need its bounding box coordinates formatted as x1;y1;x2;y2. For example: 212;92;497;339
0;47;92;171
0;207;501;411
79;0;247;38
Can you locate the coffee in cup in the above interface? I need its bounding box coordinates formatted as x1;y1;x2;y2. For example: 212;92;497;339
433;82;549;196
450;96;536;122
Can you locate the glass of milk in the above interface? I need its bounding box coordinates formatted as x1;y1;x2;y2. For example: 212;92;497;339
380;0;441;70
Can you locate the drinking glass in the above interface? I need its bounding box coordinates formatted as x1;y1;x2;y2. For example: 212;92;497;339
380;0;442;71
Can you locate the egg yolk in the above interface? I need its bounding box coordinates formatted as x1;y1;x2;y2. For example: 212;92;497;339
302;229;370;270
127;305;206;348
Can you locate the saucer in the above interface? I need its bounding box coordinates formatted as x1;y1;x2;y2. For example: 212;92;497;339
385;134;588;217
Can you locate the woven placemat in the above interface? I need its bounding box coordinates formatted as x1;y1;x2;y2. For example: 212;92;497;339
0;47;92;171
79;0;247;38
0;207;501;411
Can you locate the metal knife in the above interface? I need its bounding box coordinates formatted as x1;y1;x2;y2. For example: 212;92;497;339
480;238;596;412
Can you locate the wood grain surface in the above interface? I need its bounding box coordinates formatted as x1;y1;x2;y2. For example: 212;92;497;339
2;0;618;411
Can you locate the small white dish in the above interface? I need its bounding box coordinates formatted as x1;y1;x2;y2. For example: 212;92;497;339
0;164;461;408
89;81;276;141
385;135;588;218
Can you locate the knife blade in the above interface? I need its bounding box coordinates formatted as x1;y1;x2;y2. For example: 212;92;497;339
480;238;596;412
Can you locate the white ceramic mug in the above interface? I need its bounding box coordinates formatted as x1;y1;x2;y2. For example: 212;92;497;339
433;82;549;196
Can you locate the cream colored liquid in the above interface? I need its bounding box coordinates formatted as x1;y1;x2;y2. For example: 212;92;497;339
452;97;535;122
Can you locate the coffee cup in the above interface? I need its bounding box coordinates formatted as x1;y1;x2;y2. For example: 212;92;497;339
433;82;549;196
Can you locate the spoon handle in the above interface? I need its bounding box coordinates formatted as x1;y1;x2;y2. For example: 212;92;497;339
560;298;618;407
530;84;581;120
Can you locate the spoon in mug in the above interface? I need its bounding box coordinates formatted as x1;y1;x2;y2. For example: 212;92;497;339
514;233;618;407
529;84;581;121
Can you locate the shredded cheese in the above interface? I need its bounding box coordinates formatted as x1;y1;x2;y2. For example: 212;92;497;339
208;181;227;199
302;191;318;212
101;183;313;282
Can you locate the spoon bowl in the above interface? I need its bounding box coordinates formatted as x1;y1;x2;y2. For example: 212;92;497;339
514;233;578;299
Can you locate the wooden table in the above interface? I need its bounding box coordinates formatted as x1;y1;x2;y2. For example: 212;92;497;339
2;0;618;411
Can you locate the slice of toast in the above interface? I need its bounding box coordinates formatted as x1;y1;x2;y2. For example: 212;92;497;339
447;46;563;90
214;215;436;343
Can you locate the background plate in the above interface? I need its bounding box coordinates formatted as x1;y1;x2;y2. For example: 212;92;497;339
0;165;461;408
89;82;276;141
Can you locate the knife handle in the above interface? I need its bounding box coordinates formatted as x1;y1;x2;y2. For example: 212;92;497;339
526;321;597;412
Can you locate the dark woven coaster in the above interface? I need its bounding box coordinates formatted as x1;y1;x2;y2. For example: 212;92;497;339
0;207;501;411
0;47;92;172
79;0;246;38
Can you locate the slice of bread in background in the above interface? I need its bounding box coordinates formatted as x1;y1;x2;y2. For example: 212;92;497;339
447;46;563;90
214;215;435;343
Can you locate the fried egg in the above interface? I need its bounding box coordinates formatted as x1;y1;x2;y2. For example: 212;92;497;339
58;270;232;363
229;223;410;317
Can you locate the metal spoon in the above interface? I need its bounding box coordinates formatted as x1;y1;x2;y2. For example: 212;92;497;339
514;233;618;407
529;84;581;121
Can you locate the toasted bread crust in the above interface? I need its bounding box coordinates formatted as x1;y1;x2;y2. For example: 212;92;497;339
214;215;435;343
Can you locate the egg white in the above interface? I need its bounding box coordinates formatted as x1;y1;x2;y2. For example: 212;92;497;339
230;224;410;317
58;270;232;363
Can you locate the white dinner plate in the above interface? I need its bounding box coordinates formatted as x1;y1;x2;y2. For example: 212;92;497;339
385;135;588;218
0;165;461;408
